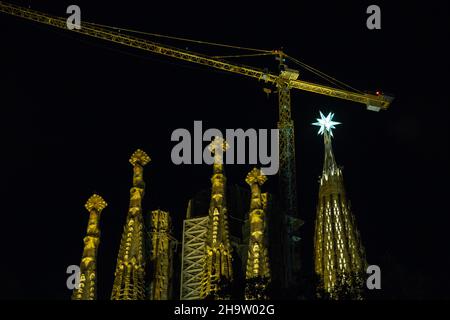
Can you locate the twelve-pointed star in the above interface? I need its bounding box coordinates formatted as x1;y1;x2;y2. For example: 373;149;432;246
312;111;341;137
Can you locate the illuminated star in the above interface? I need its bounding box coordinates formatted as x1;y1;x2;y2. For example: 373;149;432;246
312;111;341;137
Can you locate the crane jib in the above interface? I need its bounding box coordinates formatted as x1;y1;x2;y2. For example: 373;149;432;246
0;1;392;110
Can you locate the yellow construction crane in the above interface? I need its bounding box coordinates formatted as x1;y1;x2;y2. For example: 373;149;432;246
0;1;393;289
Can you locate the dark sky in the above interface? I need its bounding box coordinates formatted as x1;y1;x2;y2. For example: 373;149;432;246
0;1;448;299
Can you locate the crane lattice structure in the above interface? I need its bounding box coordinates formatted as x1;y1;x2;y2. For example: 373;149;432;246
0;1;393;290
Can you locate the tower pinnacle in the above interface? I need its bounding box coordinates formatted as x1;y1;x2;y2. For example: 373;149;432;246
208;136;229;167
129;149;151;167
312;111;341;137
111;149;150;300
201;137;233;299
245;168;270;300
312;111;340;181
72;194;107;300
84;194;107;212
312;112;366;299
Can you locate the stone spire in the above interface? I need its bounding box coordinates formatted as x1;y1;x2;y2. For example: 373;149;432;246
111;149;150;300
201;137;233;299
72;194;107;300
312;112;367;299
244;168;271;300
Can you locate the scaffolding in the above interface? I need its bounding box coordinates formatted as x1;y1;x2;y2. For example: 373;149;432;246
180;216;209;300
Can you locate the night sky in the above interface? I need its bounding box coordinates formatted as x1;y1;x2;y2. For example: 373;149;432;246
0;1;448;299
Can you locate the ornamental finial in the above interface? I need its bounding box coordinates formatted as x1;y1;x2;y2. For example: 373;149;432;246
208;136;229;154
245;167;267;186
312;111;341;137
85;194;107;212
129;149;151;166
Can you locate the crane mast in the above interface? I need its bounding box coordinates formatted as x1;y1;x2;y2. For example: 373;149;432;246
277;76;301;285
0;1;393;291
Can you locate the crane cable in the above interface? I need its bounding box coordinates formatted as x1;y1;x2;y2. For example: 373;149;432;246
212;52;275;59
285;54;363;94
7;2;363;93
81;18;360;92
77;20;276;75
80;20;273;54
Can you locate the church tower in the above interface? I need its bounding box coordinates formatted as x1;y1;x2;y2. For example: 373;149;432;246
312;112;367;299
111;149;150;300
244;168;271;300
201;137;233;299
72;194;107;300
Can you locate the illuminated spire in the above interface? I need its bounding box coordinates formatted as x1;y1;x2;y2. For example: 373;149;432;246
312;112;367;300
72;194;107;300
111;149;150;300
312;111;341;180
201;137;233;299
244;168;271;300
